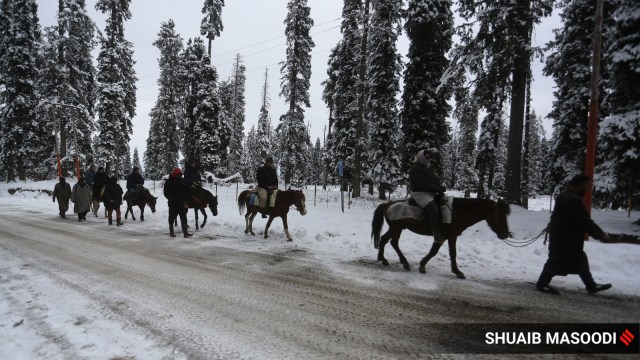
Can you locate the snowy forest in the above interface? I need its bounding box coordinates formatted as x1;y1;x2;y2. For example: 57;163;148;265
0;0;638;209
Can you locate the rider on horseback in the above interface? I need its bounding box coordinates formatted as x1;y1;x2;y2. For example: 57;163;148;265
126;167;144;204
409;150;446;243
256;157;278;218
184;159;202;188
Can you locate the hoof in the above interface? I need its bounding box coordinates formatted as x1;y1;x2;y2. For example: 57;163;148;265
382;259;389;266
454;272;466;279
419;266;426;274
287;238;293;242
403;263;411;271
244;230;249;234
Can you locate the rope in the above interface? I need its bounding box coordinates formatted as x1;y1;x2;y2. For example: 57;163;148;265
500;229;547;248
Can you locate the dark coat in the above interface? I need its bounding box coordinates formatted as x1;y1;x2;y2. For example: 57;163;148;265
409;163;446;193
184;166;202;187
53;181;71;211
103;182;124;209
256;165;278;189
93;172;110;199
545;190;605;275
126;172;144;190
164;176;190;207
84;169;96;186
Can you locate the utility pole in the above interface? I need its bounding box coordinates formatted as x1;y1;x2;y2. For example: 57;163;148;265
584;0;604;215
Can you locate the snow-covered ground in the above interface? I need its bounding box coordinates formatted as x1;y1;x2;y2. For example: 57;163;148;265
1;179;639;358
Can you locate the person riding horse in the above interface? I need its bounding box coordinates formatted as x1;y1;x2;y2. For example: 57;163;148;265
409;150;446;243
126;167;144;204
256;157;278;218
184;159;202;188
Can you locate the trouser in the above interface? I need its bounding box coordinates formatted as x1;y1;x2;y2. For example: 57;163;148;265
424;201;443;236
258;187;268;208
92;199;101;214
57;200;69;215
107;207;121;221
168;204;188;235
77;211;88;220
536;257;597;290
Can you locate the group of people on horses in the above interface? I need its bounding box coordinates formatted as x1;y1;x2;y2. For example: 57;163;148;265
52;165;144;226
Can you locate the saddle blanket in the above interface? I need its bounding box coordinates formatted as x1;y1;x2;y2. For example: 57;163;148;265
249;190;277;208
387;196;453;223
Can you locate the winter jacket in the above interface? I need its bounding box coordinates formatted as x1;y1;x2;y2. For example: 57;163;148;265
256;165;278;189
53;181;72;211
409;163;446;194
71;182;92;214
103;183;124;209
93;172;110;199
184;167;202;187
84;169;97;186
126;172;144;190
544;190;606;275
164;176;191;207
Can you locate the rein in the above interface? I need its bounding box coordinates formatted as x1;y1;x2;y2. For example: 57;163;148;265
500;228;546;247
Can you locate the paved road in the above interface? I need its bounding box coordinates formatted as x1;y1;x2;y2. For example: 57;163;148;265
1;214;638;359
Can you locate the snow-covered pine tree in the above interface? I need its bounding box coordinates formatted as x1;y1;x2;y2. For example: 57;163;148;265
544;0;614;197
401;0;453;179
216;78;232;175
256;68;273;162
94;0;137;178
278;0;314;186
144;20;183;178
0;0;42;181
443;129;460;189
597;0;640;209
132;147;141;171
309;137;323;186
225;54;246;176
453;85;479;197
200;0;224;57
241;126;259;183
192;45;222;174
365;0;403;200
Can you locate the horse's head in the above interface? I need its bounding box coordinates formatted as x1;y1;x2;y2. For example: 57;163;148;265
486;198;511;239
208;195;219;216
144;188;157;213
293;190;307;216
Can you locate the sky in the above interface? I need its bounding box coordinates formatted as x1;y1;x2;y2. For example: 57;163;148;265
36;0;560;165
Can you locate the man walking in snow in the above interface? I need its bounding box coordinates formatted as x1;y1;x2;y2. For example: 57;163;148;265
71;176;92;222
52;176;71;218
103;175;124;226
92;166;109;217
164;168;193;238
536;174;612;295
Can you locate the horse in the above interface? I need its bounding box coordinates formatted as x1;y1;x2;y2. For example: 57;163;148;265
371;197;512;279
173;187;219;230
124;186;158;222
237;189;307;241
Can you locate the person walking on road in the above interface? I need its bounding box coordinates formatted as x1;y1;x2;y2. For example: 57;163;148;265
71;177;92;222
52;176;71;218
164;168;193;238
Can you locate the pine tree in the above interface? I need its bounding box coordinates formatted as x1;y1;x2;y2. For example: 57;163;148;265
132;147;140;171
192;45;222;174
366;0;403;200
200;0;224;57
401;0;454;179
443;129;460;189
453;85;479;197
225;54;246;176
597;0;640;208
144;20;183;178
278;0;315;186
309;137;323;185
94;0;137;177
0;0;42;181
256;68;273;161
544;0;614;196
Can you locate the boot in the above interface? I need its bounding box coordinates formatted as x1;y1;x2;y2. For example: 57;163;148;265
182;224;193;238
169;222;176;237
536;284;560;295
262;207;269;219
108;218;113;225
117;218;123;226
587;283;612;294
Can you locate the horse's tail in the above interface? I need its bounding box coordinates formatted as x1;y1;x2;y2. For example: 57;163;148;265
371;202;388;249
238;190;248;215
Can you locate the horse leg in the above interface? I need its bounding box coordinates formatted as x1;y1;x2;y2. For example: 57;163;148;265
124;203;130;219
418;240;446;274
264;215;275;239
139;205;144;222
281;214;292;241
377;230;393;266
389;229;410;271
200;208;207;228
248;209;258;236
194;208;199;230
447;236;465;279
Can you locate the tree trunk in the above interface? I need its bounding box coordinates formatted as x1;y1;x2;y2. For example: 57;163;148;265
352;0;370;198
521;75;532;209
505;0;531;206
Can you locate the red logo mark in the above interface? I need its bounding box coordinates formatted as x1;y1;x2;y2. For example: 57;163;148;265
620;329;634;347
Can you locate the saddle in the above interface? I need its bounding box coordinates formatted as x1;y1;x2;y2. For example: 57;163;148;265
124;185;145;204
249;190;278;208
388;196;453;223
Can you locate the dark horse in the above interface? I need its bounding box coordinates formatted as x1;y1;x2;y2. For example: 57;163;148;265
237;189;307;241
124;186;157;222
371;198;511;279
174;187;219;230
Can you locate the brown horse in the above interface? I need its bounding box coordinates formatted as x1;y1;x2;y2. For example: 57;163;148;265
238;189;307;241
174;187;219;230
124;186;157;222
371;198;511;279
